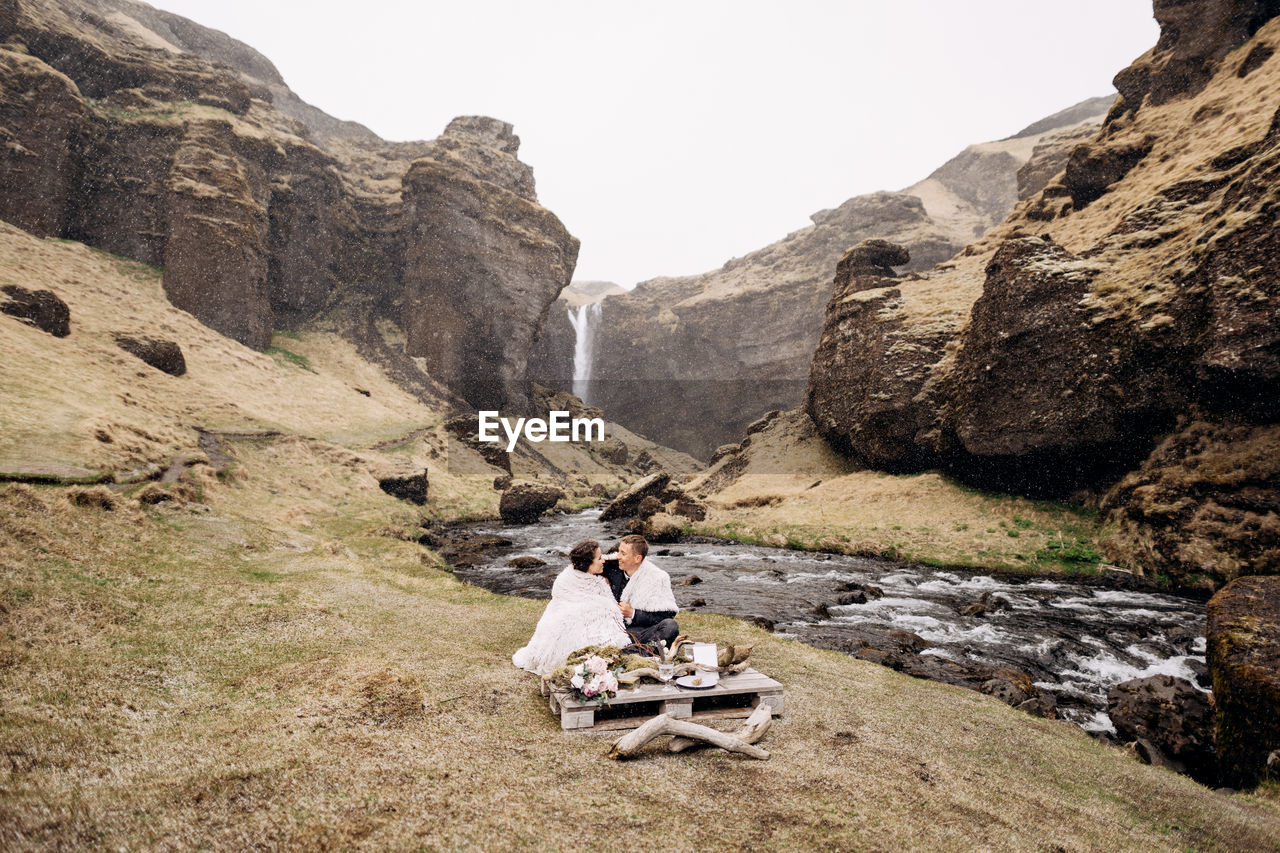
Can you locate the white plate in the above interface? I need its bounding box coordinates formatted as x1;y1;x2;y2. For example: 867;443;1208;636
675;675;717;690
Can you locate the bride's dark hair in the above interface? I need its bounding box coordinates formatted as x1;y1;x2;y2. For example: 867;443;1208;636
569;539;600;572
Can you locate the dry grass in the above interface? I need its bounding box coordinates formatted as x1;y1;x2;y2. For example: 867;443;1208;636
0;222;439;474
3;464;1280;851
685;412;1110;576
0;259;1275;846
699;470;1109;575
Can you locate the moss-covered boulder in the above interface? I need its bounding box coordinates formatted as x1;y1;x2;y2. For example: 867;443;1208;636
1207;575;1280;788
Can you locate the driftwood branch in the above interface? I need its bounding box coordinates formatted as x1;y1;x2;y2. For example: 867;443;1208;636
662;635;690;663
717;643;754;667
618;660;753;686
618;668;661;684
667;703;773;753
608;713;770;760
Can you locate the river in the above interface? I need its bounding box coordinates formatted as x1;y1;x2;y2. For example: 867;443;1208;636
448;509;1208;735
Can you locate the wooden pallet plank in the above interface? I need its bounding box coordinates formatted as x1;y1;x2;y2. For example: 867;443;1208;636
552;667;784;732
662;698;694;718
575;706;766;732
553;668;782;712
560;707;596;730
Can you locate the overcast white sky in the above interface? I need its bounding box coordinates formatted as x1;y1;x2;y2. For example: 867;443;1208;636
152;1;1159;287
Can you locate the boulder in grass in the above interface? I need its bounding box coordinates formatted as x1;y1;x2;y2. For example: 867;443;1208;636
672;496;707;522
1;285;70;337
645;512;683;544
594;437;628;465
114;335;187;376
499;481;564;524
378;471;429;505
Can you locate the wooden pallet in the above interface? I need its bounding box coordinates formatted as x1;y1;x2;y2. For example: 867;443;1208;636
546;668;784;731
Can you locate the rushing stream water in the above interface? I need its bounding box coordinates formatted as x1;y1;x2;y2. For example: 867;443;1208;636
450;509;1208;734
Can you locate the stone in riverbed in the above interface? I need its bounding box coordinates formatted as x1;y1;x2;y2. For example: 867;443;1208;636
1107;675;1216;783
498;481;564;524
599;471;672;521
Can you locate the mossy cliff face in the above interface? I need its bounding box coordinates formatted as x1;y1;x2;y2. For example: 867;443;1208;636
805;2;1280;587
1207;575;1280;788
0;0;573;410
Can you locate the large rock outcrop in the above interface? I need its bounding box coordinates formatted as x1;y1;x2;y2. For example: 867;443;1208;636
401;118;579;413
532;97;1112;460
1112;0;1280;112
0;0;574;413
0;45;85;236
805;3;1280;586
806;240;949;471
1207;575;1280;788
1102;421;1280;590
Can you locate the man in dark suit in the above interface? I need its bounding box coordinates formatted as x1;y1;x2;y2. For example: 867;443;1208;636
602;534;680;651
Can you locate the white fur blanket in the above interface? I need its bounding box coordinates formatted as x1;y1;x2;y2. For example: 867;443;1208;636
621;558;679;615
512;567;629;676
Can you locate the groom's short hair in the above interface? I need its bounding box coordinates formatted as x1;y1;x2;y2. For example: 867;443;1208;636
619;534;648;559
569;539;599;572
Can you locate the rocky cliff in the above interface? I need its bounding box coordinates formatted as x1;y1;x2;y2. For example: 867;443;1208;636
806;0;1280;589
533;96;1112;459
0;0;574;414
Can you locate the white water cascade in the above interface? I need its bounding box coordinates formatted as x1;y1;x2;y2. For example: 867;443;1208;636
567;302;601;405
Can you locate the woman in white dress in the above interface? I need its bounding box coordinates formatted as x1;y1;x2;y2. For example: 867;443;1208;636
512;539;630;677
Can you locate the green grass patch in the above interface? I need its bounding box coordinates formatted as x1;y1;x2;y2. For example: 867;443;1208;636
266;345;316;373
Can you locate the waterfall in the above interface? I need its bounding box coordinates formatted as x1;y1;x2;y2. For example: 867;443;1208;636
567;302;601;405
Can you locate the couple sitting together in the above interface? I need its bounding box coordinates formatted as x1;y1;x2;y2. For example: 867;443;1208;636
512;534;679;676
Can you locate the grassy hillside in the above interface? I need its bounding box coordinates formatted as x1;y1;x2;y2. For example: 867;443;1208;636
3;470;1280;849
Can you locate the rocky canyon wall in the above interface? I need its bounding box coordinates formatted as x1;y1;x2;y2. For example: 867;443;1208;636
806;0;1280;589
0;0;574;413
532;96;1113;460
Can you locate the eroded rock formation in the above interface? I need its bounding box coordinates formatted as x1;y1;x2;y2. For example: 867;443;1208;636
402;118;578;413
0;0;574;414
805;3;1280;586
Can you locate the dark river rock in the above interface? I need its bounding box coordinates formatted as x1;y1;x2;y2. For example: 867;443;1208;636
445;509;1208;735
